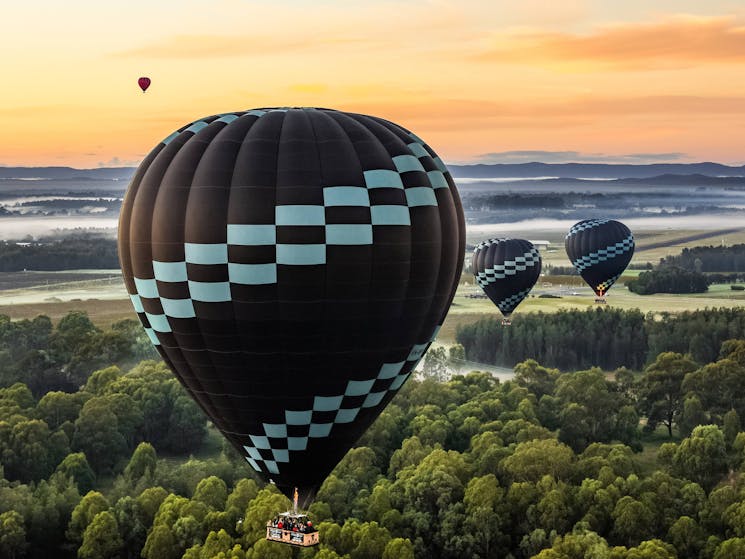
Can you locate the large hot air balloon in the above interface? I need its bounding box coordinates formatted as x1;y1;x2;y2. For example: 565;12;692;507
473;238;541;323
565;219;634;300
118;107;465;507
138;77;151;92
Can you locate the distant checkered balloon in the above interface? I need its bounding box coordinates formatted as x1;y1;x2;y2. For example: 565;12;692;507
565;219;634;296
117;107;465;505
473;238;541;318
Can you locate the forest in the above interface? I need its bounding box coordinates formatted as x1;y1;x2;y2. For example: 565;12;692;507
0;234;118;272
456;307;745;370
625;268;711;295
3;311;745;557
658;245;745;273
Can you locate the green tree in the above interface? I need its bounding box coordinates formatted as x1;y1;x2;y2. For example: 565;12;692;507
78;510;123;559
84;366;121;395
67;491;109;544
612;496;655;547
667;516;706;558
56;452;96;494
639;352;697;437
715;538;745;559
382;537;414;559
72;398;127;473
124;442;157;481
193;476;228;511
502;439;574;482
670;424;728;490
0;510;27;559
142;524;179;559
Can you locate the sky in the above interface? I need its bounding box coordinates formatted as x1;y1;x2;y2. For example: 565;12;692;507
3;0;745;167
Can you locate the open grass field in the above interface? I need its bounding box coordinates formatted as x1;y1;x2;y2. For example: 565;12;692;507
0;227;741;336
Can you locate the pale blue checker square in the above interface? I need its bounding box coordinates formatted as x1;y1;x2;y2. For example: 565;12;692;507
188;281;232;302
160;298;196;319
229;263;277;285
286;410;312;425
390;373;410;390
134;277;159;299
407;343;428;361
326;224;373;245
276;244;325;265
364;169;404;189
215;114;239;124
335;408;360;423
405;187;438;207
345;379;375;396
144;328;160;346
227;224;276;246
430;325;442;342
162;131;180;146
245;457;261;472
185;243;228;265
432;156;448;173
247;110;267;117
153;261;188;283
185;121;209;135
249;435;271;449
263;423;288;438
129;294;144;313
378;362;405;379
393;155;425;173
370;206;410;226
272;449;290;463
266;461;279;475
145;313;171;333
276;205;325;226
309;423;333;438
313;396;343;412
407;142;429;158
363;391;386;408
288;437;308;451
427;171;449;189
323;187;370;207
244;446;263;460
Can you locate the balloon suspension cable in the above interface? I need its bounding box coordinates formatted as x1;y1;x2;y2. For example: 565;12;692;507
293;487;299;514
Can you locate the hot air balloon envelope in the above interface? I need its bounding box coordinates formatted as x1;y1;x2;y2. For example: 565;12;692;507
565;219;634;296
473;238;541;319
117;107;465;506
138;77;151;92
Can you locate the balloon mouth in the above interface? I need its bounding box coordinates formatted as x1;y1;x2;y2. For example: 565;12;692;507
276;483;318;511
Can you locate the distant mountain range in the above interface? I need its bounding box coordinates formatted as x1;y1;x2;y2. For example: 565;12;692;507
2;162;745;182
447;162;745;179
0;167;135;180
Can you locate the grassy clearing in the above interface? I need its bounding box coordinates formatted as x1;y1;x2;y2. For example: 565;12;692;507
634;426;680;476
0;298;134;328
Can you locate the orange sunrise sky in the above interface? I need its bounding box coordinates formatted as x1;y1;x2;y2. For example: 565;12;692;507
3;0;745;168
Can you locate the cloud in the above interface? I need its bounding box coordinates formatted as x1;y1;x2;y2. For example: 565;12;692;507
344;94;745;132
97;157;139;168
476;16;745;70
113;34;375;59
472;150;689;164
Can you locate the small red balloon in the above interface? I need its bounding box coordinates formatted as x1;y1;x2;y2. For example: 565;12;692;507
138;77;151;92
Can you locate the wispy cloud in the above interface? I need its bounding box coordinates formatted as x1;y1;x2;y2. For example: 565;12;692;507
346;94;745;131
97;156;139;167
113;34;376;59
472;150;689;164
477;16;745;70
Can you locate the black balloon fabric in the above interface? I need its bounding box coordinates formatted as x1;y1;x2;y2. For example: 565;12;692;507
473;238;541;318
565;219;634;296
117;107;465;505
